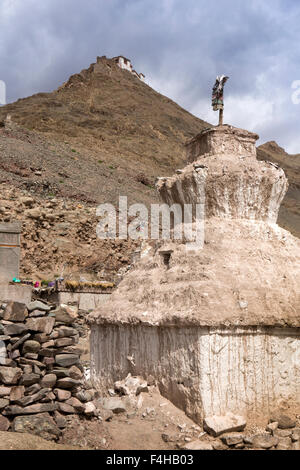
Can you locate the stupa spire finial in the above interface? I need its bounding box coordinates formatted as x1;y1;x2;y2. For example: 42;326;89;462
212;75;229;126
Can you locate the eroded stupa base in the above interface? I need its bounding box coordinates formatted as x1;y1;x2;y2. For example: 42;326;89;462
91;324;299;422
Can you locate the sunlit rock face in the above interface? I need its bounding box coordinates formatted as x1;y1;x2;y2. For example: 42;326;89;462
89;126;300;423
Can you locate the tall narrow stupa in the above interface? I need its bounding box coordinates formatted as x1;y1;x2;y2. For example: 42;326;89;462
89;124;300;423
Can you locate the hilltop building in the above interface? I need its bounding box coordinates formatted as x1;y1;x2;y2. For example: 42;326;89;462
112;56;145;81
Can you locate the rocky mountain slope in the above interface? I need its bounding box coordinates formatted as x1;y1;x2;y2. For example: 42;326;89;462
0;56;209;207
0;56;298;280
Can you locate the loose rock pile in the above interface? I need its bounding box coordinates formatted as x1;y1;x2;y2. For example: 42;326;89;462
181;412;300;451
0;183;136;280
0;300;96;440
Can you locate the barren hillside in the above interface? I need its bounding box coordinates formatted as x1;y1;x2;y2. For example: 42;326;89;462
0;56;209;207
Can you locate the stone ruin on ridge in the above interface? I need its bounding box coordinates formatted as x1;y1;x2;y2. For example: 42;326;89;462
88;124;300;424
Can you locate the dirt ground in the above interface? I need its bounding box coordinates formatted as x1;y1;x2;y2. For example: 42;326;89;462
0;388;201;451
0;431;78;450
1;386;299;450
60;387;201;450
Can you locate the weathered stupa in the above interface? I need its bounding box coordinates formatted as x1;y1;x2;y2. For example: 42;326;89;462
89;125;300;424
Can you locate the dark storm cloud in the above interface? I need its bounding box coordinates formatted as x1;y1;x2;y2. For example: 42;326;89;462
0;0;299;151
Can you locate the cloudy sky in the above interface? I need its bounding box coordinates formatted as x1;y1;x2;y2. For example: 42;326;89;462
0;0;299;152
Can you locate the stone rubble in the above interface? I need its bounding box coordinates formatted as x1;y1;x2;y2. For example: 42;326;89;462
203;412;247;437
0;183;135;281
186;412;300;451
0;300;97;440
83;371;300;451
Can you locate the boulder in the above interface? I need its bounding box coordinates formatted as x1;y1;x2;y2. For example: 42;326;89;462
56;378;81;390
25;317;55;335
19;373;41;386
3;323;27;336
66;397;85;413
25;384;41;396
0;386;11;397
29;309;47;318
0;415;10;431
269;412;296;429
114;374;149;396
221;433;244;446
57;402;76;414
54;337;75;348
3;302;28;322
1;359;17;367
11;349;20;360
4;402;58;415
54;305;78;324
54;326;77;338
75;390;95;403
102;397;126;414
0;398;9;410
252;434;279;449
24;208;43;220
0;366;22;385
266;421;278;432
23;340;41;354
12;413;61;441
10;386;25;402
84;401;97;417
55;354;79;367
68;365;83;380
40;374;57;388
27;301;51;312
54;389;71;401
203;413;247;437
14;388;50;407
